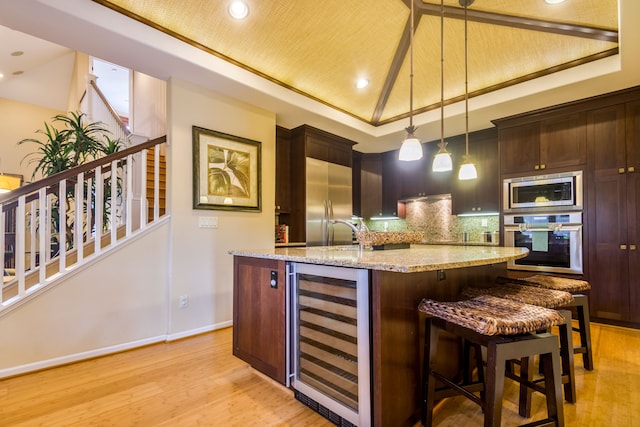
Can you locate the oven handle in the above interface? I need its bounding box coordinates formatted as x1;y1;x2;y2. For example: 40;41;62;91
504;223;582;232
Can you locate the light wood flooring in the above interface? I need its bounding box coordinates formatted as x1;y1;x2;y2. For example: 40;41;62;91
1;322;639;426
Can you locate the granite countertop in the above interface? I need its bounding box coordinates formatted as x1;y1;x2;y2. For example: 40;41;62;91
229;244;528;273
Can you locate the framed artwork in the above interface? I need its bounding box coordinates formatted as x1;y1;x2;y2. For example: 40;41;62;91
192;126;261;211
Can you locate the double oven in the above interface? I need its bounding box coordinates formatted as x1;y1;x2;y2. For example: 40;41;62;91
503;171;583;275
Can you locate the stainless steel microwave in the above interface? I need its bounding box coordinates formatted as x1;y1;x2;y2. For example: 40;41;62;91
503;170;583;213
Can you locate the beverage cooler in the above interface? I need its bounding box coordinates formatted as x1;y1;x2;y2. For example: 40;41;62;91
289;262;370;426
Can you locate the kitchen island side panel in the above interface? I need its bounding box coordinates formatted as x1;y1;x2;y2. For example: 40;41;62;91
370;262;509;427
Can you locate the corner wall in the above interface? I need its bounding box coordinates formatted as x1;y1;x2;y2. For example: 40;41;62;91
166;78;275;337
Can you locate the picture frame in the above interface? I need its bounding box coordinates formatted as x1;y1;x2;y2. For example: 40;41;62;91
192;126;261;211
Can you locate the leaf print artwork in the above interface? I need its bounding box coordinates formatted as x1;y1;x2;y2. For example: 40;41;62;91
207;145;250;199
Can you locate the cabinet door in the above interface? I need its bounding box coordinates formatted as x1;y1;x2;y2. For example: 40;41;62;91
452;131;499;215
586;104;629;321
233;256;287;384
540;112;587;171
626;100;640;323
499;122;540;175
380;151;401;216
275;127;291;213
360;153;383;218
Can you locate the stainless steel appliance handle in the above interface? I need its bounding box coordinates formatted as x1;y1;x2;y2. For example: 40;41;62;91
504;224;582;232
328;199;334;245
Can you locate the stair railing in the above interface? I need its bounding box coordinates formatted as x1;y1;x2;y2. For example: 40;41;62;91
0;135;167;313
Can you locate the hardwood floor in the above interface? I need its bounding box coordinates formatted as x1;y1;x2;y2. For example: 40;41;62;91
1;322;639;426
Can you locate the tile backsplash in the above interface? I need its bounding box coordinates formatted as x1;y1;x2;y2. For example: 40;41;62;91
364;195;499;244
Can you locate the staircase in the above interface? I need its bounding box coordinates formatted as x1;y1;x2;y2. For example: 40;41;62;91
0;136;167;314
146;148;166;221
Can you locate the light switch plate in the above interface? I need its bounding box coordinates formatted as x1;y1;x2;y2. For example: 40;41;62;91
198;216;218;228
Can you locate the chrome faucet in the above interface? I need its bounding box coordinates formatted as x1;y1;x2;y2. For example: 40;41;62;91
329;218;368;234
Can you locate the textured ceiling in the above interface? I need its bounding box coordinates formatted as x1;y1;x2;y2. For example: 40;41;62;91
93;0;618;128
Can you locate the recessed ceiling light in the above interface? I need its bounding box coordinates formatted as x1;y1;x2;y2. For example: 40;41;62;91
544;0;566;4
228;1;249;20
0;73;4;79
355;78;369;89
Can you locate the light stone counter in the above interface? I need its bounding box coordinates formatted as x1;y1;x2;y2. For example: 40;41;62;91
229;244;528;273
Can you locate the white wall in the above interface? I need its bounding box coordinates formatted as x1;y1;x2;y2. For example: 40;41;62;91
165;78;275;337
0;222;171;376
0;98;64;181
0;78;276;375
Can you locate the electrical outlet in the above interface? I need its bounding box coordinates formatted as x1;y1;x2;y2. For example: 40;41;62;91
179;294;189;308
481;218;488;227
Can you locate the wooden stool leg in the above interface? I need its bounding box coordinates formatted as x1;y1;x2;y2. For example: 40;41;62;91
539;344;565;427
422;318;440;427
518;356;535;418
558;310;577;403
574;295;594;370
484;342;505;427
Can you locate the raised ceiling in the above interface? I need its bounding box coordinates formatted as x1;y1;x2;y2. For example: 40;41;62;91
94;0;619;127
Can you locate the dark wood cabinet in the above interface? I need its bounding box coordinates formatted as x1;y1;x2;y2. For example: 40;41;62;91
586;101;640;325
380;150;402;217
497;113;586;176
283;125;356;242
451;129;499;215
359;153;383;218
232;256;287;384
275;126;291;214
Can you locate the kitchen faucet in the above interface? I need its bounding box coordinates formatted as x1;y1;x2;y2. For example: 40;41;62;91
329;218;369;234
328;218;369;250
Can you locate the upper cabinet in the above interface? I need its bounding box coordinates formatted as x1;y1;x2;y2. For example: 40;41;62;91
451;128;499;215
496;111;586;176
275;126;291;214
284;125;356;242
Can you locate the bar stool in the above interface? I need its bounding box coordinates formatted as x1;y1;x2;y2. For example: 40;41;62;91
462;283;577;416
500;275;594;371
419;295;565;427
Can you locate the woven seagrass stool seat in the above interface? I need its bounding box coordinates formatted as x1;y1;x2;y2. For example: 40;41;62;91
462;284;577;415
501;275;594;371
419;295;565;427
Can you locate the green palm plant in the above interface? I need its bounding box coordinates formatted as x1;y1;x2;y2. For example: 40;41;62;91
18;112;124;254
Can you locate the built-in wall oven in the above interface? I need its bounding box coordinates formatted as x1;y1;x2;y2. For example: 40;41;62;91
503;212;583;275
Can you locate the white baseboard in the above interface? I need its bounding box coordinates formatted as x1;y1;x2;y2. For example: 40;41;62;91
0;335;166;379
166;320;233;341
0;320;233;379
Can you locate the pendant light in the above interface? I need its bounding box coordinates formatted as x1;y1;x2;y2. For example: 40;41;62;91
398;0;423;162
458;0;478;180
432;0;453;172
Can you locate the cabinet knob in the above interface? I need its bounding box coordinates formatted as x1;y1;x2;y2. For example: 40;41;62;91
619;168;626;174
540;164;546;170
534;165;540;170
620;244;628;250
631;245;637;251
629;166;635;173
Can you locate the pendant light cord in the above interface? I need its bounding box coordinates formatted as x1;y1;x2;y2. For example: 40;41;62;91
440;0;444;145
464;1;469;156
408;0;415;131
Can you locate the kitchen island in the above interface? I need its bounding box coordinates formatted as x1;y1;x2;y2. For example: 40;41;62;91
230;244;528;427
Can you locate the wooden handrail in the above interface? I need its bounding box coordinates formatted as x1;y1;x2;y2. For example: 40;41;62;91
0;135;166;206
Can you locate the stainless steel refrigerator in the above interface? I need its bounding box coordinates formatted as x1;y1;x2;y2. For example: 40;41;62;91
305;157;353;246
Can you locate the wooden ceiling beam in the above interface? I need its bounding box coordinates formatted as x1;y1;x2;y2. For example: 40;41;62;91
418;2;618;43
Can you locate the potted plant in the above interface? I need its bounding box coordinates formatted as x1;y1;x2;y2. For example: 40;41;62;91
18;112;124;253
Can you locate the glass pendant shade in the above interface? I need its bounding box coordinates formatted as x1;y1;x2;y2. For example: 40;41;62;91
399;131;423;161
432;141;452;172
458;155;478;180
